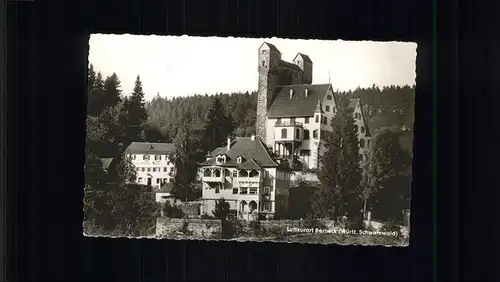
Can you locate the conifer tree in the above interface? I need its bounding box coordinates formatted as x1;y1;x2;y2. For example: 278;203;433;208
102;73;122;110
201;97;234;152
311;95;362;221
172;114;198;201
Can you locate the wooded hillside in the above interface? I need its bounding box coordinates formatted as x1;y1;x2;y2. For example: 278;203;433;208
146;84;415;145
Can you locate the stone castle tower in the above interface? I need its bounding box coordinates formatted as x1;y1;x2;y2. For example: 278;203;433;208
256;42;313;144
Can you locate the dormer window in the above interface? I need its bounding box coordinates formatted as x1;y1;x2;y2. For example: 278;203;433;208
216;155;227;164
237;156;245;164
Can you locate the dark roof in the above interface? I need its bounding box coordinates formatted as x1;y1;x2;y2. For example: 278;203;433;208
100;158;114;171
294;53;312;63
278;60;303;72
259;42;280;52
238;158;261;170
200;137;278;168
124;142;176;154
267;84;330;118
158;182;174;193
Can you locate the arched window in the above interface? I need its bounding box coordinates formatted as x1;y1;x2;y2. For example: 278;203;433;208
354;125;359;133
313;130;319;139
325;105;330;112
361;126;365;133
327;95;333;100
360;139;365;148
281;128;287;139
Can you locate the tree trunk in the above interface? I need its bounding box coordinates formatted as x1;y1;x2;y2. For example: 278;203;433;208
363;199;367;219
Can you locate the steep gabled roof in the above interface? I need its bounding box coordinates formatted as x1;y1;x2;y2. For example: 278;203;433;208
348;98;371;137
267;84;330;118
293;53;312;63
200;137;278;168
124;142;176;155
259;42;280;52
238;158;261;170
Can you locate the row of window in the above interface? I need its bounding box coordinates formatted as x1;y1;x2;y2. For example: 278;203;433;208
128;154;172;162
353;125;366;134
205;169;270;179
279;128;320;140
214;186;273;194
359;138;371;149
276;114;330;125
136;166;175;173
137;177;173;185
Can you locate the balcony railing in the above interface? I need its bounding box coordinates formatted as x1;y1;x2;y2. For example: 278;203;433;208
275;121;303;127
202;175;224;183
238;176;261;183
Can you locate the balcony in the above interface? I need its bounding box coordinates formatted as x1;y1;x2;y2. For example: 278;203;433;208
202;175;224;183
238;176;261;184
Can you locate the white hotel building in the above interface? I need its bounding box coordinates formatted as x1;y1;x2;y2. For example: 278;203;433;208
124;142;177;189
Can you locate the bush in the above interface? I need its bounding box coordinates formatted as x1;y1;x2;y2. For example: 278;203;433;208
163;201;185;218
249;220;265;237
179;220;193;235
212;198;230;220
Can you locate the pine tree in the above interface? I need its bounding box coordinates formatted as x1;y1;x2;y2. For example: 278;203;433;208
87;68;106;116
172;114;198;202
311;95;362;222
102;73;122;110
120;75;149;144
201;97;234;152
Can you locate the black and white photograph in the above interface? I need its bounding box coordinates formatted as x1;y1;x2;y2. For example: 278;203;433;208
84;34;415;246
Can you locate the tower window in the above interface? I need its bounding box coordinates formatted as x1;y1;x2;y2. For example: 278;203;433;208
325;105;330;112
315;115;319;123
327;95;333;100
354;125;359;133
360;139;365;148
262;61;265;67
313;130;319;139
305;117;309;124
361;126;365;133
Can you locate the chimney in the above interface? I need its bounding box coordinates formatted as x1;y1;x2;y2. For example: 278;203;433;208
305;88;308;98
289;89;293;99
251;135;256;141
227;137;231;150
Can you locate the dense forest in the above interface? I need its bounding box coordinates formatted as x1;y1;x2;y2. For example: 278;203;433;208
145;84;415;144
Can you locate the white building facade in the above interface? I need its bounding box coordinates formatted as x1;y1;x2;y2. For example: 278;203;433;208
199;136;291;220
124;142;177;189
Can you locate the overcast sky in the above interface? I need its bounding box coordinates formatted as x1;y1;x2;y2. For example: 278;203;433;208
89;34;416;101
